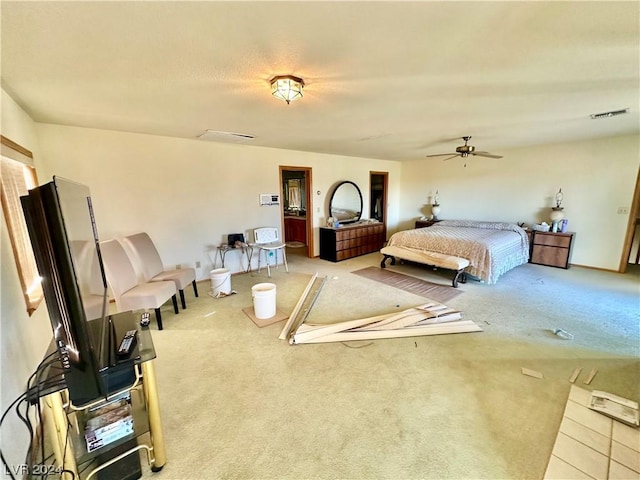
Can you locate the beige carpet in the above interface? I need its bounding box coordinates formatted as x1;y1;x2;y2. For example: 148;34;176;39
351;266;462;303
138;255;639;480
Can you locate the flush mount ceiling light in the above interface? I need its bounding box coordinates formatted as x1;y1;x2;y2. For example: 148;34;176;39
270;75;304;104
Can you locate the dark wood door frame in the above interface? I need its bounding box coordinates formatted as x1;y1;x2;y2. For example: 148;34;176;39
279;166;313;258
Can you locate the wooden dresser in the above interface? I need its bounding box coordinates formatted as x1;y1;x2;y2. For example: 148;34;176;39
529;230;575;269
320;223;385;262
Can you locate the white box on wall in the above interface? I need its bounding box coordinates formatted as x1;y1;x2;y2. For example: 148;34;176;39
260;193;280;206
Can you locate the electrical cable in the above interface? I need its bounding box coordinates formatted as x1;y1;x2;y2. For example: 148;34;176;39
16;398;35;468
1;450;18;480
54;419;76;480
27;355;61;479
1;350;62;480
1;391;28;480
16;397;34;447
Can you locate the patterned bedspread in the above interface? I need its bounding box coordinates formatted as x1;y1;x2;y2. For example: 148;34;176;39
386;220;530;284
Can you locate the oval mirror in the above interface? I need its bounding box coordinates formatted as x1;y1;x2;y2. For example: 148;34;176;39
329;181;363;224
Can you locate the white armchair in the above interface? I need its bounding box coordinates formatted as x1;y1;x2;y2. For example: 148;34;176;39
100;239;178;330
122;232;198;310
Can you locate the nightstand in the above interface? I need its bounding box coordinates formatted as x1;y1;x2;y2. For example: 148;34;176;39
415;219;441;228
530;231;575;269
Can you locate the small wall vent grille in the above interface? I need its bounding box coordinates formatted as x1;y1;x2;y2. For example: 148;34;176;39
197;130;255;142
590;108;629;119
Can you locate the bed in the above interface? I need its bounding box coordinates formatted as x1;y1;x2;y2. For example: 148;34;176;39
380;220;530;285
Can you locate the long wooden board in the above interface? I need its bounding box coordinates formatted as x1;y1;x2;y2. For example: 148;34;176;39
294;320;482;344
280;278;481;345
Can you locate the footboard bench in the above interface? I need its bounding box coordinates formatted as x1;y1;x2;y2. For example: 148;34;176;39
380;246;470;288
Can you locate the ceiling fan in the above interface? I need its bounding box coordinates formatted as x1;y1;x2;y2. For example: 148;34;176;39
425;136;503;161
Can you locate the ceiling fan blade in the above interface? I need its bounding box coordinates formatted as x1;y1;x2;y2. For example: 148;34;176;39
442;154;461;161
425;152;457;157
473;152;503;159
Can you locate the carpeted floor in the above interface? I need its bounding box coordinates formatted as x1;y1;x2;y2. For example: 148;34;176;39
138;253;639;480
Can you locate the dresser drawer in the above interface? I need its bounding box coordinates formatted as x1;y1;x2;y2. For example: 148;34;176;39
533;232;572;248
319;224;385;262
531;245;570;268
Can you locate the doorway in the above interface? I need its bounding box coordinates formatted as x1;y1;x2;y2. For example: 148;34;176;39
370;171;388;239
620;167;640;273
280;166;313;258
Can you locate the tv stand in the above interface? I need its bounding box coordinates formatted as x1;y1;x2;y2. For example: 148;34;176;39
34;312;166;479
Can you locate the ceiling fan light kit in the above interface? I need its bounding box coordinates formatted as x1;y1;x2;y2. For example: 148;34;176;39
270;75;304;104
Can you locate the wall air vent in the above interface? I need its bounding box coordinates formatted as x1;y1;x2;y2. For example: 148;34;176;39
197;130;255;143
590;108;629;119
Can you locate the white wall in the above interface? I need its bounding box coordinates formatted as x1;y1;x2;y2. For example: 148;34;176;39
400;134;640;269
1;84;638;470
35;123;403;278
1;89;402;470
0;89;53;472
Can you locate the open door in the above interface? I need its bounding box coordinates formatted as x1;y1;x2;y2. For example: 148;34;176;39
280;166;313;258
620;167;640;273
370;171;388;240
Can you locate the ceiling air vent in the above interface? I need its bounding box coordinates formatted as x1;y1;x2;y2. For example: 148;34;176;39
197;130;255;143
590;108;629;119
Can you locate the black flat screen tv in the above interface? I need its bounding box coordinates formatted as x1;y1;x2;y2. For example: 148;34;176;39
21;176;134;407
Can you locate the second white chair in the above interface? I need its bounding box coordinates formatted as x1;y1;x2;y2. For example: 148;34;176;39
122;232;199;310
253;227;288;277
100;239;178;330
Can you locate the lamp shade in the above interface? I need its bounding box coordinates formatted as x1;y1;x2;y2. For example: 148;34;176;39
271;75;304;104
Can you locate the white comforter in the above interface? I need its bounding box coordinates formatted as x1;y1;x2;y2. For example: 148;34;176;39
386;220;530;284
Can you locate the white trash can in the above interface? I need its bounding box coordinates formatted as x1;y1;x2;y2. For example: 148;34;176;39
210;268;231;296
252;283;276;319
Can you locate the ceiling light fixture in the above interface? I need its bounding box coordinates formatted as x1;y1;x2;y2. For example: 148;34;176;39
270;75;304;104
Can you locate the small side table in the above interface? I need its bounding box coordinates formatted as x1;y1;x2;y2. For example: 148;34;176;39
415;219;441;228
215;244;253;272
529;231;575;269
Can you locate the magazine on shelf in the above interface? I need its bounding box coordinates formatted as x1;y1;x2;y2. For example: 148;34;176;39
84;391;134;452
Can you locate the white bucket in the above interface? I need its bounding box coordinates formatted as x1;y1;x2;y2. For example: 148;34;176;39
210;268;231;296
252;283;276;319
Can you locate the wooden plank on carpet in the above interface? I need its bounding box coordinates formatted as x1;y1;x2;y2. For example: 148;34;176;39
296;320;482;344
290;302;481;345
351;266;462;303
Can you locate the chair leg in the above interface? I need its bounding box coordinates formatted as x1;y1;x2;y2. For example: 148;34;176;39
257;249;262;273
179;289;186;309
192;280;199;298
266;251;271;277
171;294;179;314
282;247;289;273
154;308;163;331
